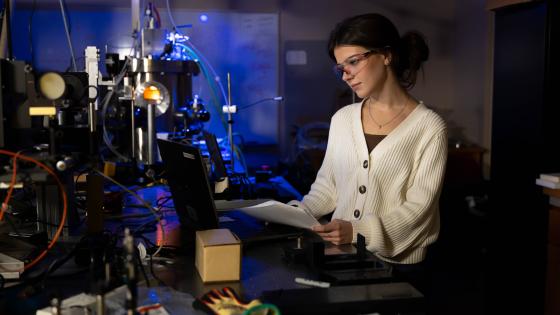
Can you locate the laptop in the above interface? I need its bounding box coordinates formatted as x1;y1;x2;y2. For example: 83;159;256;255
202;131;228;180
157;139;303;244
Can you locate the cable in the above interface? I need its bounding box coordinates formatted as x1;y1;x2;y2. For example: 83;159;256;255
161;26;238;173
233;145;249;178
28;0;37;67
184;42;227;104
162;0;252;176
173;43;228;131
58;0;77;71
244;304;281;315
3;213;24;238
135;249;151;287
100;57;132;162
137;234;156;248
92;170;165;257
39;244;74;289
105;212;154;220
185;52;243;173
164;1;227;112
149;253;165;286
238;96;284;111
0;149;68;272
4;0;13;59
152;3;161;29
164;0;178;36
131;218;158;236
155;195;172;208
100;3;146;161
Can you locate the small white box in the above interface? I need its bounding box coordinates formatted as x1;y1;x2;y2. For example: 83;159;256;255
0;253;24;279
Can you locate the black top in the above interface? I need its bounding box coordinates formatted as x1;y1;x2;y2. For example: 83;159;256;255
365;133;387;153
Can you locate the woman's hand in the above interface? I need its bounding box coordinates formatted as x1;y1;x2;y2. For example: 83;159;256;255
312;219;353;245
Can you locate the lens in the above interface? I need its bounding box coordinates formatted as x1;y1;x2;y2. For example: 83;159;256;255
39;72;66;100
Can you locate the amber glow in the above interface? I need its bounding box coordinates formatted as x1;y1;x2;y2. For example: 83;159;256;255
143;86;161;102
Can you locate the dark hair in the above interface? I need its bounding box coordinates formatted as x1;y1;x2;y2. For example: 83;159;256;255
327;13;429;89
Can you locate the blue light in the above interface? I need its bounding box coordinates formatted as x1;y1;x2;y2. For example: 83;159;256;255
199;14;208;22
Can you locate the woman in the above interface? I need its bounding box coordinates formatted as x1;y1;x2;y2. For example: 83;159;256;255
288;13;447;281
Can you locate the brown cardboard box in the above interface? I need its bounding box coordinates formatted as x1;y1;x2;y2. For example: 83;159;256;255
195;229;241;283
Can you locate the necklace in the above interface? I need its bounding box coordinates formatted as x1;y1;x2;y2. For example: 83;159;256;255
367;98;407;129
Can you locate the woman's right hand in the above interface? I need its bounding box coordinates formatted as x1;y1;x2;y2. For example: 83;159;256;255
312;219;353;245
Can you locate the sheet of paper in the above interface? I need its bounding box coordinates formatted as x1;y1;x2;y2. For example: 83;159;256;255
238;200;320;229
214;198;272;210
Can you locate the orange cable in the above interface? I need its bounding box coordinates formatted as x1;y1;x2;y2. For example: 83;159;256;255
0;149;68;271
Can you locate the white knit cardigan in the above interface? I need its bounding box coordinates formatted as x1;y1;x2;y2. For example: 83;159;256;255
290;101;448;264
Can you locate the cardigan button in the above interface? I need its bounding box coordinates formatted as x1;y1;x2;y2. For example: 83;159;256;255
354;209;361;218
359;185;366;194
363;160;368;168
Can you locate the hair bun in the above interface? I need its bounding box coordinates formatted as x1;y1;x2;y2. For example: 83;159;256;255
401;31;430;67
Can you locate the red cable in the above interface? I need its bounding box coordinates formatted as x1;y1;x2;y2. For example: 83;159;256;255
153;4;161;28
0;149;68;271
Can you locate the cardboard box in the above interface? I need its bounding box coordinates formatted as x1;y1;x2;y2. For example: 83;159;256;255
195;229;241;283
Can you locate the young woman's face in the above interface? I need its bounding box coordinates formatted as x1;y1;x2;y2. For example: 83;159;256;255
333;45;389;99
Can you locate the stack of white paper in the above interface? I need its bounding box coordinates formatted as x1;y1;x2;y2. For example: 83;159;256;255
239;200;320;229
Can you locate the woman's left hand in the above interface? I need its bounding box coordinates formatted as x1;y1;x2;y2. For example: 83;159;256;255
312;219;353;245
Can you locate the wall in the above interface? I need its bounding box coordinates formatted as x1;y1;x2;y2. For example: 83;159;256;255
11;0;493;165
11;4;279;145
193;0;491;161
277;1;459;158
454;0;487;144
453;0;493;177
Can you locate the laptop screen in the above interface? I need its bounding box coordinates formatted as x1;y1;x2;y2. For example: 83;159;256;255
202;131;228;180
157;138;304;245
157;139;219;231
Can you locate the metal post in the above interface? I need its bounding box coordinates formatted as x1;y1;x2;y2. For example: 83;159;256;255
227;73;234;173
147;103;155;165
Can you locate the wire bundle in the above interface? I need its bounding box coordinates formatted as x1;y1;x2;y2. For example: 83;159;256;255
0;150;68;272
